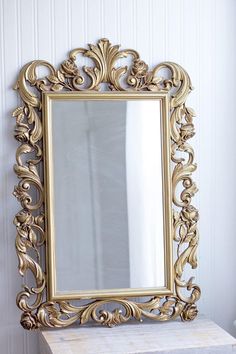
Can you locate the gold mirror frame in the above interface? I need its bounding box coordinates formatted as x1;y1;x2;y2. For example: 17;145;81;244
12;38;200;330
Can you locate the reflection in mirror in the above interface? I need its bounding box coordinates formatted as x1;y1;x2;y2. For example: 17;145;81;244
50;98;165;294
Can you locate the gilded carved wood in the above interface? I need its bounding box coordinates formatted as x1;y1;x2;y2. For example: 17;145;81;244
12;38;200;330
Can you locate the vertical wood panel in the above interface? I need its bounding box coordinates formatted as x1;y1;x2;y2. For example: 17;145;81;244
102;0;119;41
87;0;102;42
1;1;236;353
70;0;85;49
197;0;216;325
119;0;134;48
165;0;182;61
0;0;45;351
209;0;236;335
135;0;150;63
19;0;35;63
37;0;52;61
53;0;70;62
151;0;166;64
0;3;9;354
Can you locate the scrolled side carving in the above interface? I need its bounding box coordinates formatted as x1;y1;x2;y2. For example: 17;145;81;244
13;38;200;329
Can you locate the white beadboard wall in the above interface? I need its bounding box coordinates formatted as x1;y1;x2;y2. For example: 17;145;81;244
1;0;236;353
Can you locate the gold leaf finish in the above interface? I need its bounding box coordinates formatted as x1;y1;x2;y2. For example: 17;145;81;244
13;39;200;329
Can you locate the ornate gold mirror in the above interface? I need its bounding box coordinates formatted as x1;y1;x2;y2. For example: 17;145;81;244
13;38;200;330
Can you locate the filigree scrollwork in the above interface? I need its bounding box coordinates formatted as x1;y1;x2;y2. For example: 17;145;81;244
13;38;200;329
36;296;184;329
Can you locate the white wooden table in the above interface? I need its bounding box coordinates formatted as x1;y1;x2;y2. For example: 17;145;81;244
39;316;236;354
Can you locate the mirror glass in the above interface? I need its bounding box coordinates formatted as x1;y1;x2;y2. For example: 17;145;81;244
50;98;166;295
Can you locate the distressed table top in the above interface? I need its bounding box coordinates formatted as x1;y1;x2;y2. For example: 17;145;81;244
39;316;236;354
